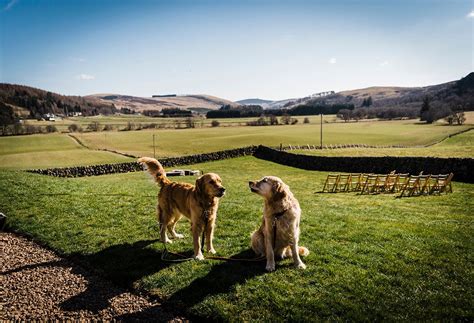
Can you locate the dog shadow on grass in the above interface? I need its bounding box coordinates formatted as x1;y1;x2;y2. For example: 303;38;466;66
117;248;267;321
60;239;265;319
60;238;173;313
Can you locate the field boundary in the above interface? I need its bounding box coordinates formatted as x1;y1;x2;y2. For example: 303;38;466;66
26;144;473;183
276;127;473;151
27;146;257;177
253;145;474;183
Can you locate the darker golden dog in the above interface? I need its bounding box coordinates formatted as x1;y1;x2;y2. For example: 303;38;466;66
139;157;225;260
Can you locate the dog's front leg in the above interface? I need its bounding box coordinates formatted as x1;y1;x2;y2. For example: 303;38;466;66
264;219;275;272
192;223;204;260
290;227;306;269
205;221;216;254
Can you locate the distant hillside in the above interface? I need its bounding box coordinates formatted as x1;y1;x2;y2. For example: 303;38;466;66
278;73;473;112
0;84;117;118
87;93;237;112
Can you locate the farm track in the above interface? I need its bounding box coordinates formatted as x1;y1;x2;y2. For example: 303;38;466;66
68;134;138;158
0;232;185;322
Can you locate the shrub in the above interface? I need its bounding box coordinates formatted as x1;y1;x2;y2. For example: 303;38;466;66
68;124;82;132
45;125;58;133
185;117;196;128
303;117;310;124
103;124;114;131
281;114;291;125
211;120;220;127
87;121;101;132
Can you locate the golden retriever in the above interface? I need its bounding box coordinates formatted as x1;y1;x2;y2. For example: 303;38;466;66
138;157;225;260
249;176;309;271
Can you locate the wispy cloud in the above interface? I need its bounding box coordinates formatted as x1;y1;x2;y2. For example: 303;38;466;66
76;74;95;80
70;57;86;63
379;60;389;67
467;10;474;18
328;57;337;64
3;0;18;11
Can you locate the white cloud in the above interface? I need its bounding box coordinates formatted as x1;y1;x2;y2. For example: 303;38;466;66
328;57;337;64
76;74;95;80
70;57;86;63
3;0;18;11
467;10;474;18
379;60;389;67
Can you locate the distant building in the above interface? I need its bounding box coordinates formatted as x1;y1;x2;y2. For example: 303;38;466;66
43;113;56;121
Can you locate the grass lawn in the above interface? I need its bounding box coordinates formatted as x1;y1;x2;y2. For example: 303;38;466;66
294;128;474;158
1;156;472;320
0;133;133;169
74;119;473;157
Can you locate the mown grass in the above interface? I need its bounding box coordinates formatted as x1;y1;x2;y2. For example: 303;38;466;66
75;119;472;157
1;157;472;320
295;128;474;158
0;133;132;169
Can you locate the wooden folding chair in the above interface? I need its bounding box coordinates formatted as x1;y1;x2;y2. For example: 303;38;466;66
373;174;388;193
355;173;370;192
335;174;351;192
383;173;399;193
429;173;454;194
398;175;420;197
418;174;432;195
322;174;340;193
360;174;379;194
393;173;410;193
348;173;362;191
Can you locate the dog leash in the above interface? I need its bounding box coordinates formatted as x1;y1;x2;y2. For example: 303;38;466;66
157;223;265;263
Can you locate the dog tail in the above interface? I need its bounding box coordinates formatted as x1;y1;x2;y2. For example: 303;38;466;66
299;246;310;257
138;157;169;186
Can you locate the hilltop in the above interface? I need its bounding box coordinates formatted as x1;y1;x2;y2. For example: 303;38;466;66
86;93;237;112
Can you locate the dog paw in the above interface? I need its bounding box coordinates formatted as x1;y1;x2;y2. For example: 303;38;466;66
266;263;275;272
194;253;205;260
208;248;216;254
296;262;306;270
162;238;172;244
173;233;184;239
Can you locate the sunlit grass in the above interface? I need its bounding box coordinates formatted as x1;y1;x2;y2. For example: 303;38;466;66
1;157;472;320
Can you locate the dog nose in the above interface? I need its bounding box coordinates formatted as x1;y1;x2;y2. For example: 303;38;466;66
248;181;253;186
220;187;226;192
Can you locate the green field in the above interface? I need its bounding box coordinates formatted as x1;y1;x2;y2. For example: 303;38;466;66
1;117;472;170
0;133;132;169
75;119;472;158
1;156;472;320
294;129;474;158
25;114;339;132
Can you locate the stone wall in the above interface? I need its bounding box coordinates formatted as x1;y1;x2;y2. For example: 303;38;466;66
28;146;257;178
253;145;474;183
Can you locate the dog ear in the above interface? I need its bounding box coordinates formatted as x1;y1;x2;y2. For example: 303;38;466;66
272;181;287;202
195;176;206;198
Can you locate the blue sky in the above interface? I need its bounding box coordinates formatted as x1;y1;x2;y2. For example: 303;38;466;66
0;0;473;101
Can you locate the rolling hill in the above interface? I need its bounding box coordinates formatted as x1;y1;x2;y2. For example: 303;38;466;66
236;72;473;111
86;93;237;112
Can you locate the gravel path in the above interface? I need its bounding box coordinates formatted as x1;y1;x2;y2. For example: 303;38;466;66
0;232;184;322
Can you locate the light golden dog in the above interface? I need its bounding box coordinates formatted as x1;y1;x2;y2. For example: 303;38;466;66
138;157;226;260
249;176;309;271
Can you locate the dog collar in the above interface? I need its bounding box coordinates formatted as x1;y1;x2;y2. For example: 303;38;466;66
273;209;287;219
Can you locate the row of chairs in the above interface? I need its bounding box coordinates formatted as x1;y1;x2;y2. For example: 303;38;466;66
322;172;453;197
